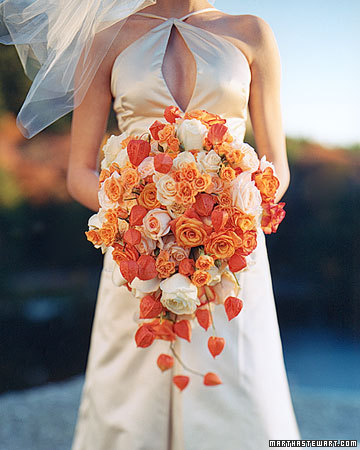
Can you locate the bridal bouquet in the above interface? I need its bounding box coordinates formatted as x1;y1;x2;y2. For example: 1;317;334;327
86;106;286;390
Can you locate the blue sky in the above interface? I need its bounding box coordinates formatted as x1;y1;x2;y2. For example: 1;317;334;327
217;0;360;147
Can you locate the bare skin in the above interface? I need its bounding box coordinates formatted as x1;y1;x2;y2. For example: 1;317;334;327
67;0;290;211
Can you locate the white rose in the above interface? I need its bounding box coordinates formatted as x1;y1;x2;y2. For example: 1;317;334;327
176;119;207;151
197;150;222;174
213;270;240;304
135;233;157;255
112;265;127;287
143;208;171;240
231;172;262;217
172;151;196;170
238;143;260;173
155;173;177;206
162;235;190;264
88;208;106;230
160;274;200;315
259;155;277;175
130;276;161;300
101;134;127;169
207;265;222;286
138;156;155;178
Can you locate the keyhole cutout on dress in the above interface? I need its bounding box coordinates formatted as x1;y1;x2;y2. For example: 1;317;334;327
161;24;197;113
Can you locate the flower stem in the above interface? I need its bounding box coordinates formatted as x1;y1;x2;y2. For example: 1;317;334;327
207;302;217;337
170;342;204;377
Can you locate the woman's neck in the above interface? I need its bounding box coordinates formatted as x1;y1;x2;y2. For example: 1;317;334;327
140;0;216;18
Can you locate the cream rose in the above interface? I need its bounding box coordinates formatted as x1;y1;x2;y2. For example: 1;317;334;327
259;155;277;175
176;119;207;151
101;133;129;169
231;172;262;217
172;151;196;170
135;233;157;255
138;156;155;178
160;274;200;314
207;265;222;286
130;277;161;300
112;265;127;287
162;235;190;264
197;150;222;174
143;208;171;240
88;208;106;230
238;143;260;173
154;173;177;206
213;270;240;305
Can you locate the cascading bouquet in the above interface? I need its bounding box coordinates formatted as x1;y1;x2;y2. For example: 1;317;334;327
86;106;286;391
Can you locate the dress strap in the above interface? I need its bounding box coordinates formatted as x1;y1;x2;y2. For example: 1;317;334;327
134;8;217;22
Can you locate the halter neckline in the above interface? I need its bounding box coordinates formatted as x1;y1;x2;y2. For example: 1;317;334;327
134;7;217;22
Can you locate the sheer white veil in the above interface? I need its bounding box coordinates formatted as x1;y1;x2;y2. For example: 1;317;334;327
0;0;157;138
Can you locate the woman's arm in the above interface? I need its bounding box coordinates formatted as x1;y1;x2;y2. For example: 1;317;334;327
66;43;114;212
246;16;290;203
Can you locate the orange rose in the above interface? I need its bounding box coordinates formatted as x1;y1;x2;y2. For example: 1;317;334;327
193;173;212;192
232;208;256;232
205;230;242;259
99;169;110;185
181;162;199;183
172;216;207;248
138;183;161;209
167;136;180;154
184;110;226;127
224;147;244;167
112;243;139;265
121;167;140;192
205;175;224;194
99;221;118;247
220;166;236;182
253;167;280;203
237;230;257;256
175;180;196;207
158;124;176;142
195;255;214;270
192;270;211;287
156;251;176;278
218;190;233;208
104;176;124;203
85;230;103;246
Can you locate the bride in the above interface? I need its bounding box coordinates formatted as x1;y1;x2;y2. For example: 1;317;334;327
1;0;301;448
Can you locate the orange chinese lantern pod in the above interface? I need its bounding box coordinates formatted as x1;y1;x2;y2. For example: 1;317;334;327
127;139;151;166
207;123;228;145
129;205;148;226
208;336;225;358
119;260;138;283
123;228;142;246
157;354;174;372
164;105;182;123
224;296;244;321
135;324;155;348
149;120;166;140
195;308;212;331
137;255;158;281
204;372;222;386
174;320;192;342
154;153;173;173
139;295;163;319
211;208;229;232
178;258;195;276
228;252;247;273
173;375;190;391
150;319;177;342
194;193;216;217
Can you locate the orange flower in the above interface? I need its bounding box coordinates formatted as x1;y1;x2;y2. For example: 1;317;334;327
104;176;124;203
156;251;176;278
99;169;110;185
175;180;196;207
181;162;199;183
224;147;244;167
218;190;232;208
191;270;211;287
195;255;214;270
167;136;180;154
121;167;140;192
220;165;236;182
261;201;286;234
138;182;161;209
172;215;207;248
253;167;280;203
205;175;224;194
99;221;118;247
237;230;257;256
193;173;212;192
184;109;226;127
104;209;119;224
112;243;139;265
158;124;176;142
85;230;102;246
205;230;242;259
233;208;256;233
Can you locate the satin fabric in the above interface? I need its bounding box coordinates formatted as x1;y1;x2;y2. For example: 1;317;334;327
72;10;301;450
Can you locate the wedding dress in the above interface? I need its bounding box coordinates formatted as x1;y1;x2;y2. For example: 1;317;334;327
71;8;301;450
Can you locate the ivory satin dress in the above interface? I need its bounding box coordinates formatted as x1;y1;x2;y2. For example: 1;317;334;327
71;8;301;450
